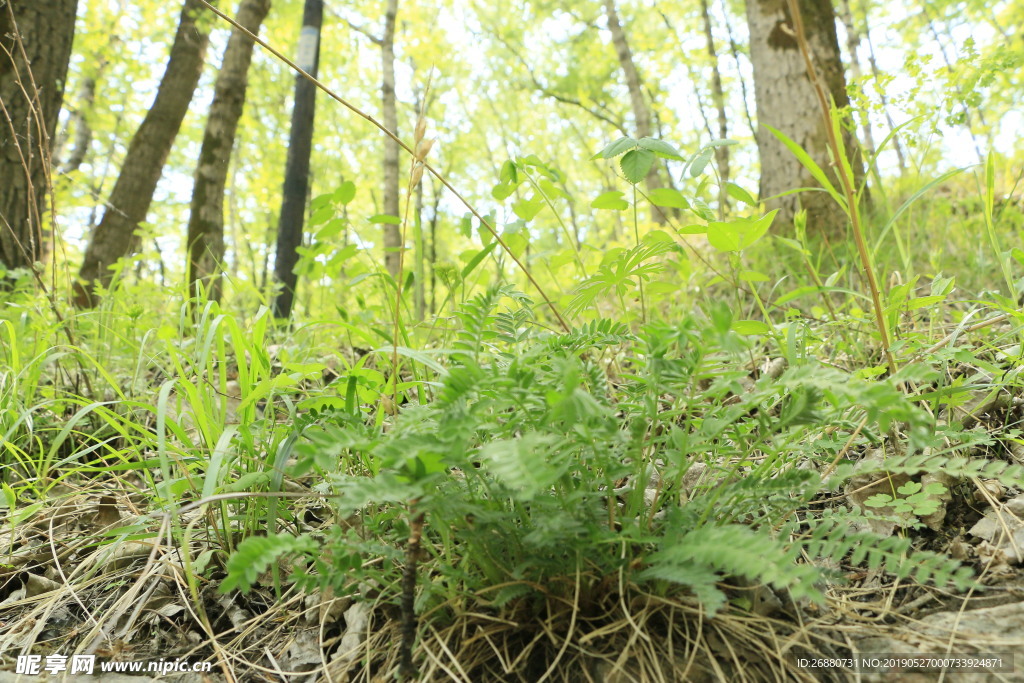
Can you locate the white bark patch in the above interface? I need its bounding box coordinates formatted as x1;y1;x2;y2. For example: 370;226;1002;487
296;26;319;72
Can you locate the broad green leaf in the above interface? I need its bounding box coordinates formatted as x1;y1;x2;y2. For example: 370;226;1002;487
591;136;636;160
334;181;356;204
499;159;518;184
591;190;629;210
491;180;517;201
678;224;708;234
706;210;777;252
688;148;714;177
309;205;333;227
643;229;674;244
620;148;655;184
315;217;347;240
648;187;690;209
733;320;771;335
905;295;946;310
739;270;769;282
638;137;684;160
504;231;529;258
369;214;401;225
726;182;757;206
519;153;545;168
512;195;544;220
539;178;567;199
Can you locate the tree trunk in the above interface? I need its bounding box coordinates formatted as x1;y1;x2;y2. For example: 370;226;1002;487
602;0;665;222
74;0;213;307
698;0;731;212
381;0;401;279
0;0;78;272
745;0;862;236
186;0;271;303
58;51;108;175
271;0;322;318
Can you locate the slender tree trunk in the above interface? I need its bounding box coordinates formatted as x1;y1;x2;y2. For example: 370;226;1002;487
381;0;401;279
698;0;731;212
719;0;757;138
836;0;886;185
603;0;665;222
74;0;213;307
862;14;906;174
271;0;322;318
659;10;715;142
186;0;271;303
58;53;108;175
0;0;78;272
745;0;862;236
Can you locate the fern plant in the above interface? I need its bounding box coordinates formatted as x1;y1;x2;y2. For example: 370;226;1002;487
222;291;979;674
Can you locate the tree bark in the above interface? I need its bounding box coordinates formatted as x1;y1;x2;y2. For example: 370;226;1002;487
73;0;213;307
698;0;731;212
602;0;665;222
271;0;322;318
381;0;401;279
186;0;271;303
0;0;78;272
745;0;862;236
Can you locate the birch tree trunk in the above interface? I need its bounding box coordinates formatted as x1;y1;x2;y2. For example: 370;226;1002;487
74;0;213;307
745;0;862;236
186;0;271;303
0;0;78;272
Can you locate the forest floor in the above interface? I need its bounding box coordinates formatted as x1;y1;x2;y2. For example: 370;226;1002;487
2;310;1024;682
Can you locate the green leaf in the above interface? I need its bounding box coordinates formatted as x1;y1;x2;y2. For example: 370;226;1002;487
905;295;946;310
591;136;636;160
620;148;656;184
726;182;757;206
369;214;402;225
762;124;845;209
648;187;690;209
499;159;518;184
739;270;769;282
334;181;356;204
706;210;777;252
512;195;544;221
733;320;771;335
315;217;347;240
461;241;498;279
688;148;714;177
491;180;517;201
637;137;684;160
678;224;708;235
591;190;629;210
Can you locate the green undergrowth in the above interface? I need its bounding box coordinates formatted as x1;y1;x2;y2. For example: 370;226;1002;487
218;284;1017;620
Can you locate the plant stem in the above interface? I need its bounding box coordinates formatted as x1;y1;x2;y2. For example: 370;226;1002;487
633;184;647;324
784;0;896;376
